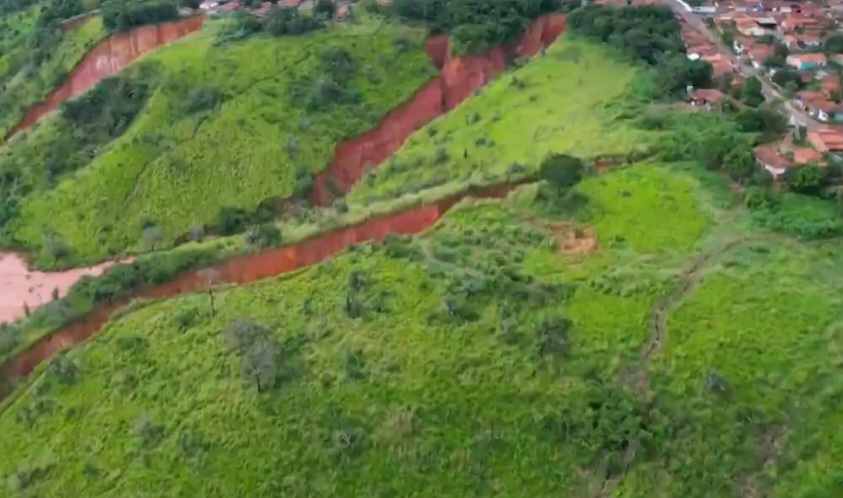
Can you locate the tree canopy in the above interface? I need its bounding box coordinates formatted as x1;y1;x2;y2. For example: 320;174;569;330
385;0;561;55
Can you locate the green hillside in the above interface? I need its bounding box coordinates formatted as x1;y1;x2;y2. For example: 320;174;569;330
3;4;843;497
0;15;434;267
349;36;652;206
0;11;105;136
2;160;842;497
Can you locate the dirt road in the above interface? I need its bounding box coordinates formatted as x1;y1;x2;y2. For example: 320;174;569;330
665;0;817;130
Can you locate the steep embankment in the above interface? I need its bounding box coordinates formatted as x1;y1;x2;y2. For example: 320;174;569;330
309;14;566;204
0;14;566;392
1;14;565;322
4;14;206;141
0;182;521;387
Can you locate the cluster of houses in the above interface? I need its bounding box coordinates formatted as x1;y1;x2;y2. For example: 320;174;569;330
680;1;843;178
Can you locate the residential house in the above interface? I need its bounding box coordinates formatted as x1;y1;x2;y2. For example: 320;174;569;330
779;15;821;35
784;33;822;50
808;127;843;152
754;145;790;177
821;74;840;99
793;146;824;164
736;17;778;36
786;53;828;70
795;91;843;122
749;44;775;67
689;88;728;108
702;53;735;77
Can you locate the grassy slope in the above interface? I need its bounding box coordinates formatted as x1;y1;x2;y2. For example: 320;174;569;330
5;16;433;262
0;14;105;136
4;155;842;496
0;162;706;497
348;36;652;206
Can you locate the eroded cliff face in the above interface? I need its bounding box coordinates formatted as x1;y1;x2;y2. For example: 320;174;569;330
4;15;206;141
1;181;524;384
309;13;567;205
0;14;567;388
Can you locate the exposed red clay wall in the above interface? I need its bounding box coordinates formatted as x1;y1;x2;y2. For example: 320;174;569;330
0;182;523;387
0;14;566;395
4;15;206;141
309;13;566;205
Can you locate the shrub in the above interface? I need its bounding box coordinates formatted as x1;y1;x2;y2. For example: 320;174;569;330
101;1;179;32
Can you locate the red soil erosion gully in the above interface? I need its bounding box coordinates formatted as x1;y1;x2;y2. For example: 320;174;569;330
0;14;567;395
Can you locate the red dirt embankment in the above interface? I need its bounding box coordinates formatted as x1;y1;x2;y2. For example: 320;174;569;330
4;15;206;142
309;13;566;204
1;181;522;385
0;14;566;392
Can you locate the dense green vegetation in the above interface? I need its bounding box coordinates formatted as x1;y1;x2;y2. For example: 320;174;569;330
567;5;712;97
100;0;179;32
0;9;104;136
377;0;561;54
2;6;843;496
3;159;842;496
0;16;435;266
349;36;651;205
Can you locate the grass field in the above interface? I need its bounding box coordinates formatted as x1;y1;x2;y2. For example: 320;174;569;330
0;13;105;137
5;158;842;496
348;36;653;206
1;15;434;265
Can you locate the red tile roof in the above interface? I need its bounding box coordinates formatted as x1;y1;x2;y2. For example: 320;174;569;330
793;147;823;164
689;88;726;102
808;128;843;152
754;145;790;169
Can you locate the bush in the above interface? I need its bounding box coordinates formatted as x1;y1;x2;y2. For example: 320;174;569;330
265;6;324;36
538;153;586;191
244;224;283;248
101;1;180;32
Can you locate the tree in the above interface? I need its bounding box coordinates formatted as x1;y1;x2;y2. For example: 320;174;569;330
783;163;825;195
723;145;756;183
314;0;336;18
141;225;165;251
538;153;586;192
740;76;765;107
244;224;282;248
824;32;843;53
198;268;221;316
223;319;279;392
771;68;801;89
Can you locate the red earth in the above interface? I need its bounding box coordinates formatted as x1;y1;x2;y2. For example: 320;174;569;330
3;14;207;142
0;253;121;323
0;14;567;391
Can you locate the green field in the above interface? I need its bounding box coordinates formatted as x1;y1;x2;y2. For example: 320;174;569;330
0;12;104;137
348;36;652;206
1;15;434;266
3;156;842;496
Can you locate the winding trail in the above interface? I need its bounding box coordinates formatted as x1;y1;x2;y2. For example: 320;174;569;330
642;238;747;361
0;15;568;400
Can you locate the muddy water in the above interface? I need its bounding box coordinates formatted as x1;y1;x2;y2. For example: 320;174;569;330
0;13;566;391
1;181;523;385
0;253;121;323
4;14;207;141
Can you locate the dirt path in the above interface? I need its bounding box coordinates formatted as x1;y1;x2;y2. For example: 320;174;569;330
641;238;746;361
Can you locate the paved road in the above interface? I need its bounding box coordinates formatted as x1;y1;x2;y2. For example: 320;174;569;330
664;0;819;130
